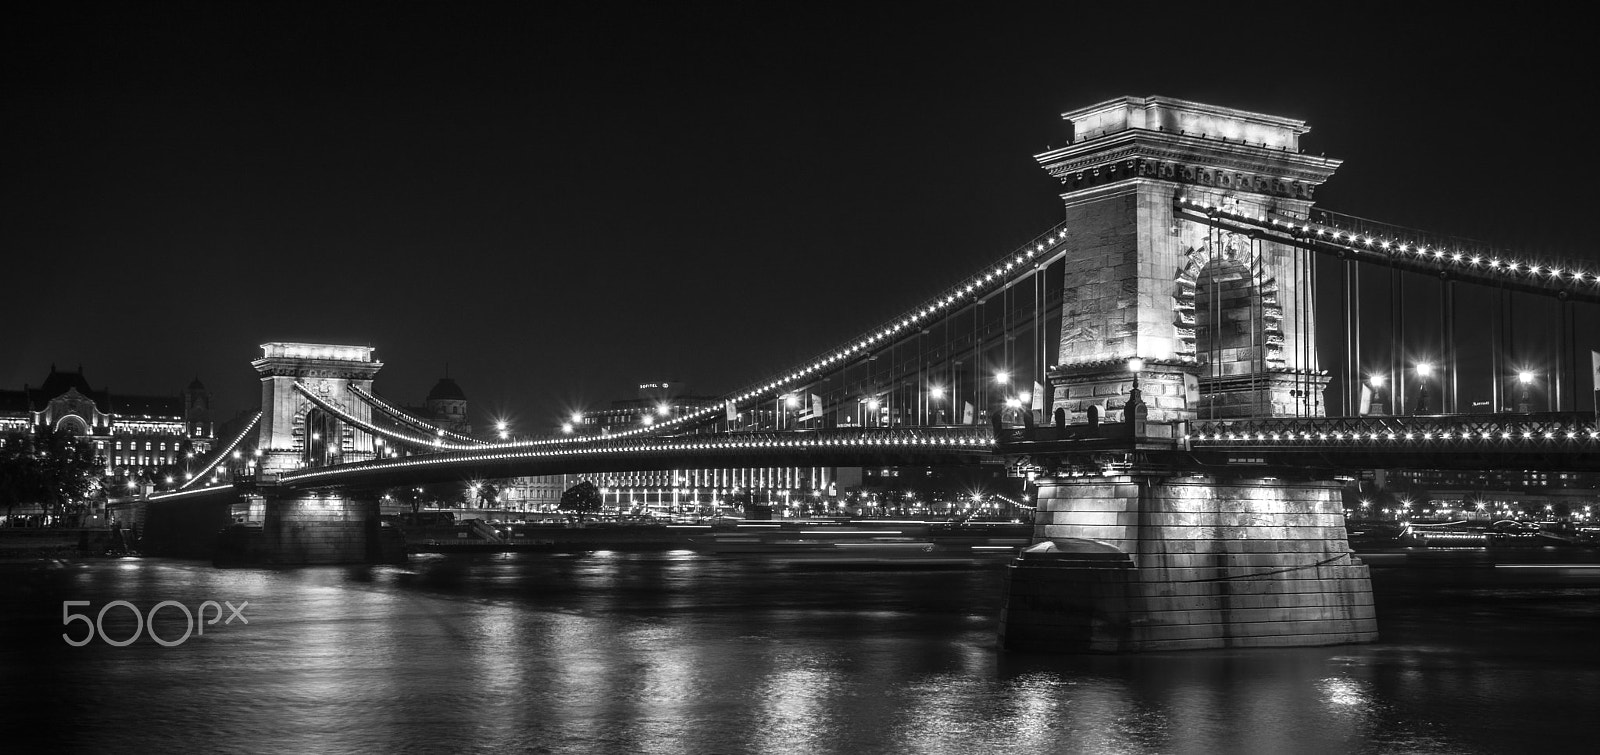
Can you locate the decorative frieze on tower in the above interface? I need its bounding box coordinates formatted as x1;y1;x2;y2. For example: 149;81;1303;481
1037;96;1339;422
252;342;383;475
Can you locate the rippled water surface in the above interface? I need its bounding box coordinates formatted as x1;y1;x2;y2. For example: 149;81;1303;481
2;551;1596;754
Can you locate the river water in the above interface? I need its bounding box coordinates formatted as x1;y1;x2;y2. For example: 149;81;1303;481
2;550;1596;754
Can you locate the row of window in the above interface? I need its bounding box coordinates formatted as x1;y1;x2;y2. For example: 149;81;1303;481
111;454;174;467
99;441;178;452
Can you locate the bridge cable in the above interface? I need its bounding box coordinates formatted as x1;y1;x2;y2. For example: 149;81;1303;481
175;410;262;491
345;384;488;446
291;382;480;453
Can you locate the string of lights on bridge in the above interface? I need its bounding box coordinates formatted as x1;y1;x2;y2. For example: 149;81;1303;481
347;384;487;446
1178;196;1600;288
174;411;260;491
1187;428;1600;444
282;430;998;485
292;382;480;452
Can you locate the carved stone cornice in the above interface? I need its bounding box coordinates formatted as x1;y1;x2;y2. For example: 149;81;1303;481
251;358;383;382
1037;131;1340;200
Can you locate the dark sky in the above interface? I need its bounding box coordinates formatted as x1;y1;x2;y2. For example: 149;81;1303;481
5;4;1596;430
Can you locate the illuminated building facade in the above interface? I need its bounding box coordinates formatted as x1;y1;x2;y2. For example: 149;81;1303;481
576;382;722;435
563;382;1022;518
0;366;215;480
1367;467;1599;521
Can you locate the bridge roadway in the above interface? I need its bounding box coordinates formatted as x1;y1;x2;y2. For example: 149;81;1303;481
1000;411;1600;476
142;411;1600;505
148;425;1000;501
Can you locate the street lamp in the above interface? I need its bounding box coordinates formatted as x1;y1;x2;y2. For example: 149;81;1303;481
1414;362;1433;414
1366;373;1388;416
1516;371;1535;413
1126;357;1145;420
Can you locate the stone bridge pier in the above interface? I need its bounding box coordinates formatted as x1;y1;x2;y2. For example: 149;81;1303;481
216;490;404;566
998;467;1376;652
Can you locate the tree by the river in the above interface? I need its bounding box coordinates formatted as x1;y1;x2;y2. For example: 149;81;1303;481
559;480;603;523
0;427;101;525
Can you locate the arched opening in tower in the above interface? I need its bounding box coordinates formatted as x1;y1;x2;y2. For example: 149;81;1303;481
1192;256;1271;419
302;408;341;468
1194;258;1262;378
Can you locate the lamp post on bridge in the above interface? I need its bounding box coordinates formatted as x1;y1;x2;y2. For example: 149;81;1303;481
1414;362;1433;415
1516;371;1536;413
1365;373;1388;416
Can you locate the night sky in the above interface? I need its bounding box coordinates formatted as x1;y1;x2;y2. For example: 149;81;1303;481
5;4;1596;430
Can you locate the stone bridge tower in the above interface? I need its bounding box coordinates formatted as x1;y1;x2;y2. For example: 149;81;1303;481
252;342;383;476
1000;97;1375;654
1039;96;1340;422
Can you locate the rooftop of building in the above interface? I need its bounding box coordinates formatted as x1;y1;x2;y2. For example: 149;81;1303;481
426;377;467;402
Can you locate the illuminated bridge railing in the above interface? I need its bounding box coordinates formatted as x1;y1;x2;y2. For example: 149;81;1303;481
1189;413;1600;452
279;426;1001;487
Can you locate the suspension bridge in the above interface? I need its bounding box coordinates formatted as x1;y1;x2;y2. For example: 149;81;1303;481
120;96;1599;653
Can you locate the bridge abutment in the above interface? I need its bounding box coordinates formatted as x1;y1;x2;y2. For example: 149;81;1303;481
254;493;404;565
1000;473;1376;652
211;491;404;566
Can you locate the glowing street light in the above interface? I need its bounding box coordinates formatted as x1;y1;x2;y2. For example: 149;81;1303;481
1516;370;1536;412
1414;362;1433;414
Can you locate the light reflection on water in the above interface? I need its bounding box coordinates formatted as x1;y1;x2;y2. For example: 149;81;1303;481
2;552;1596;754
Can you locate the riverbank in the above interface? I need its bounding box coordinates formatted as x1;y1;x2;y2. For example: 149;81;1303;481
0;527;124;559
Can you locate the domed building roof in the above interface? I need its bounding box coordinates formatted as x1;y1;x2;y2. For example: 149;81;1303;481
188;377;206;390
426;377;466;402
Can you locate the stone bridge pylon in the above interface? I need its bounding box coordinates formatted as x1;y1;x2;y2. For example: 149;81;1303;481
1000;96;1376;653
252;342;383;475
234;342;399;565
1040;95;1336;422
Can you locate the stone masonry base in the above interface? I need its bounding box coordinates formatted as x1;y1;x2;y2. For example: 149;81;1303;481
999;475;1377;653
